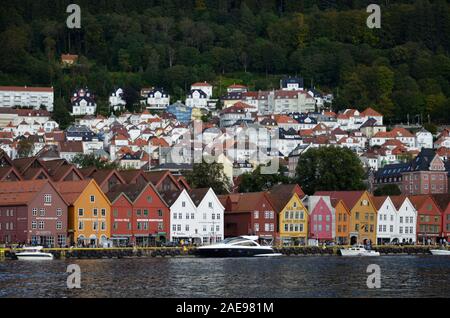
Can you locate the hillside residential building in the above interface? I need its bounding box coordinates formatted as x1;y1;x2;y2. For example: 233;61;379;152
374;149;449;195
146;88;170;110
71;88;97;116
0;86;54;111
109;88;126;111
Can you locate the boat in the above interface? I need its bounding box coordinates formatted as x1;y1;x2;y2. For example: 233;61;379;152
196;236;283;258
15;246;54;260
340;245;380;257
430;249;450;256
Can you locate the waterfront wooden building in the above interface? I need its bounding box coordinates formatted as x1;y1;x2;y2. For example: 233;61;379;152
220;192;278;244
432;194;450;241
0;180;68;246
316;191;377;245
409;195;442;244
306;196;334;244
267;185;308;245
55;180;111;247
107;183;170;246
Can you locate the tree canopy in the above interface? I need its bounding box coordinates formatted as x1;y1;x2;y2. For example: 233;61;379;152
1;0;450;124
295;147;366;195
373;184;402;197
72;153;119;169
184;161;231;195
238;165;291;193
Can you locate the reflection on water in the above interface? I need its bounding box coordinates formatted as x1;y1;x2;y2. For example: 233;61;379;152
0;256;449;298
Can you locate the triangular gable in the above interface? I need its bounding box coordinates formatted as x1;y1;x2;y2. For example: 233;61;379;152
0;166;23;181
73;179;112;207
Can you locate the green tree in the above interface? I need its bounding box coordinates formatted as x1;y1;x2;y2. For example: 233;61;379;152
374;185;402;197
72;154;119;169
295;147;366;195
17;139;34;158
52;98;74;130
184;162;230;194
239;165;290;193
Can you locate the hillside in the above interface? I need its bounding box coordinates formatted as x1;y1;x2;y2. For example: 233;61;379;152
0;0;449;124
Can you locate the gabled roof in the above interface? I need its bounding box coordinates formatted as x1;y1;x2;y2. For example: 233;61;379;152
89;169;126;188
0;180;59;206
390;195;408;210
431;194;450;212
54;180;98;205
0;166;23;181
361;107;382;117
189;188;210;207
223;192;273;213
371;196;389;210
118;169;147;184
314;191;366;210
143;170;181;190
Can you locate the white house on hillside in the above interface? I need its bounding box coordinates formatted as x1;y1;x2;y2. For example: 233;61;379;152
109;88;126;111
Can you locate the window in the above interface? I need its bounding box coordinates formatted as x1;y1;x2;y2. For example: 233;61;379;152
172;224;177;231
40;208;45;217
101;209;106;217
113;222;118;230
90;195;95;203
93;222;98;231
56;208;62;217
209;202;213;208
143;209;149;216
56;221;62;230
191;213;195;219
254;223;259;232
93;208;98;217
254;211;259;219
185;224;189;232
38;221;45;230
32;208;38;216
186;213;190;220
158;209;163;217
44;194;52;204
158;223;163;231
101;222;106;231
78;208;84;217
78;221;84;230
58;235;66;246
32;221;37;229
174;213;177;219
355;212;360;220
137;209;142;216
147;196;153;203
182;201;186;208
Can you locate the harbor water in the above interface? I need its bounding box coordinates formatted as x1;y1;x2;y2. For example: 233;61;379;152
1;256;450;298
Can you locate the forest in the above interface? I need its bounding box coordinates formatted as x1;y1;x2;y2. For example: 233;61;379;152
0;0;449;125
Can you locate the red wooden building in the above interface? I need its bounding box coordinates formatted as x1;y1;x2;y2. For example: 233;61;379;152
107;183;169;246
220;192;277;244
409;195;442;244
432;194;450;241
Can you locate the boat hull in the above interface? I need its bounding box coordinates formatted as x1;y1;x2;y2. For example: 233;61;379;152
340;250;380;257
16;253;54;261
197;247;276;258
430;249;450;256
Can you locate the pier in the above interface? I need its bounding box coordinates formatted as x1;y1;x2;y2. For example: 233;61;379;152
0;245;441;260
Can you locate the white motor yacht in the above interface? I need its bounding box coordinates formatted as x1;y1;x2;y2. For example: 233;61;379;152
430;249;450;256
197;236;282;258
340;245;380;257
15;246;54;260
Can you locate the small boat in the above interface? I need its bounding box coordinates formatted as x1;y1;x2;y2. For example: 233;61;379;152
340;245;380;257
196;236;282;258
430;249;450;256
15;246;54;260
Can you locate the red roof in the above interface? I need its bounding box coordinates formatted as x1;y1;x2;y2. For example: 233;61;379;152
361;107;382;117
192;82;212;87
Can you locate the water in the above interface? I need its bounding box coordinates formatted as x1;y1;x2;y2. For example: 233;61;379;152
1;256;450;298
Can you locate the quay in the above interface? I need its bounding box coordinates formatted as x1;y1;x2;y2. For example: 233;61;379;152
0;245;441;260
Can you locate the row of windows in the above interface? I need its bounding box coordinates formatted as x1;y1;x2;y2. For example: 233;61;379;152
0;209;15;217
284;223;304;232
337;225;347;233
31;221;63;230
419;224;440;233
399;216;414;224
312;214;331;222
0;222;14;230
78;208;106;217
31;235;66;246
420;215;440;223
32;208;63;217
355;212;375;221
355;224;375;233
78;221;106;231
255;223;275;232
254;211;275;220
337;213;348;222
313;224;330;232
113;209;163;218
284;210;305;220
399;227;414;234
